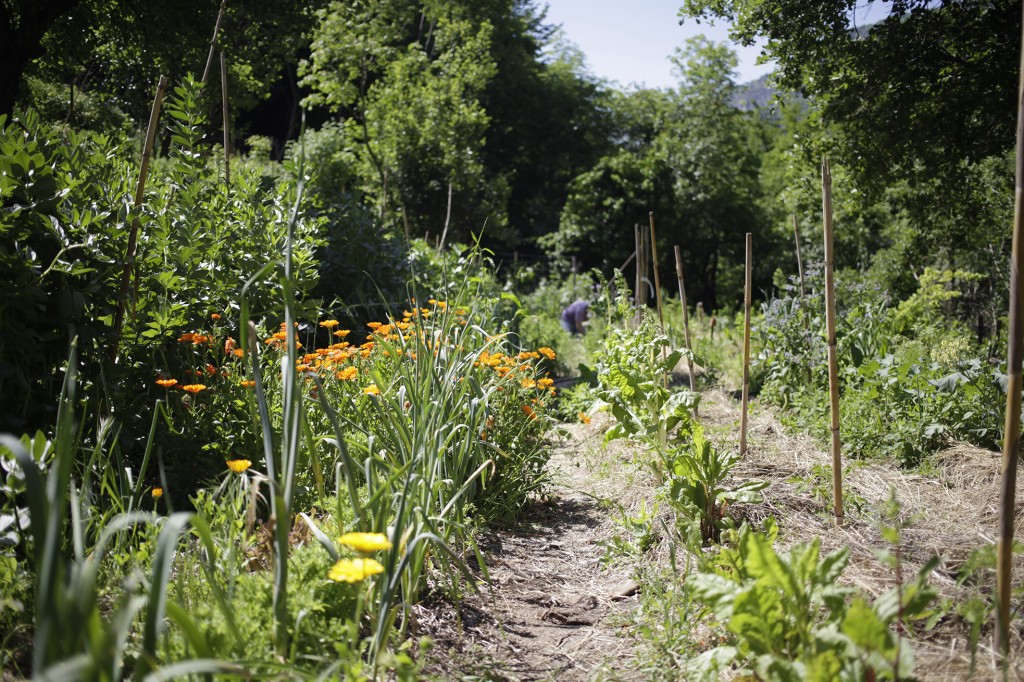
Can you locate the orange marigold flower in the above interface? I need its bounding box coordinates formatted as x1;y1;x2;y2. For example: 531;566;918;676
178;333;195;343
537;377;555;389
336;366;358;381
320;319;340;328
578;412;592;425
333;329;350;338
521;378;537;389
206;363;217;375
363;384;381;396
233;348;245;358
224;337;237;355
156;378;177;388
226;459;251;474
538;347;556;361
181;384;208;394
522;404;536;420
367;321;383;330
241;380;256;388
211;313;221;320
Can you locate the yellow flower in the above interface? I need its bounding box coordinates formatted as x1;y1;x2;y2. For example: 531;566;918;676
155;378;177;388
336;366;358;381
226;459;251;474
520;377;537;389
319;319;340;328
240;380;256;388
181;384;207;394
338;532;393;553
333;329;350;338
363;384;380;396
328;558;385;583
578;412;592;425
151;487;163;499
538;347;556;361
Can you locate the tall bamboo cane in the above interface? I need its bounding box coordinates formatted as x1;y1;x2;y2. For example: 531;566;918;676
793;214;808;331
740;233;752;457
111;76;168;360
822;158;844;526
997;3;1024;660
649;212;666;331
674;245;697;395
200;0;228;85
220;52;230;186
634;224;642;327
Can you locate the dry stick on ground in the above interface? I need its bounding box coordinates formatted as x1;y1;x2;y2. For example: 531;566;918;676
111;76;168;361
822;158;844;526
673;245;698;401
200;0;228;85
997;9;1024;662
220;51;230;186
740;232;753;457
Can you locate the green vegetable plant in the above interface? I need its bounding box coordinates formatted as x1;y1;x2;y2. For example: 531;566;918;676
662;423;766;545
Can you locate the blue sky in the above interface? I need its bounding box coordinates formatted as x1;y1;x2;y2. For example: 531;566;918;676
540;1;892;89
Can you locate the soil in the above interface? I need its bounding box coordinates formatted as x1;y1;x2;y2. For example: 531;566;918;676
420;384;1024;681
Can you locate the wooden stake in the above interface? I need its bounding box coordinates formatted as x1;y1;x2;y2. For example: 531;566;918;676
200;0;228;85
112;75;168;360
634;224;643;326
793;214;808;331
674;245;697;395
220;52;230;186
438;181;453;250
648;212;666;331
822;158;844;526
739;233;752;457
997;7;1024;661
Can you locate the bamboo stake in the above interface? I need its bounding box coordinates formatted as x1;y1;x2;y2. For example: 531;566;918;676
793;214;808;331
648;212;666;331
112;75;168;361
997;7;1024;661
674;245;697;395
200;0;228;85
634;224;643;326
822;158;844;526
739;233;753;457
220;52;230;186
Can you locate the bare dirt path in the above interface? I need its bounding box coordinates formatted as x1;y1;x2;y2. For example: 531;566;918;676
422;419;650;681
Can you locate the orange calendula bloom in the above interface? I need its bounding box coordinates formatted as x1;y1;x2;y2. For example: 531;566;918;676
156;378;177;388
226;459;251;474
336;366;358;381
178;333;195;343
211;313;221;320
151;487;163;499
241;380;256;388
319;319;340;328
224;337;237;355
333;329;350;338
181;384;208;394
521;378;537;389
363;384;381;396
578;412;592;425
206;363;217;375
537;377;555;389
522;404;536;420
538;347;556;361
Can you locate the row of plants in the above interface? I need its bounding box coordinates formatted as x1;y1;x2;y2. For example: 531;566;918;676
579;303;959;680
755;266;1006;467
1;75;566;678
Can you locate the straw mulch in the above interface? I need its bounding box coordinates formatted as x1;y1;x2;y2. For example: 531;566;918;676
699;388;1024;681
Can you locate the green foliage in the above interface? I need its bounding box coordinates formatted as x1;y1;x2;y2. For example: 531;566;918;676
591;313;700;449
688;509;938;681
662;424;766;545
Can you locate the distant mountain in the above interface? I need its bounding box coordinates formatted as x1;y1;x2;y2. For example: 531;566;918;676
732;74;778;111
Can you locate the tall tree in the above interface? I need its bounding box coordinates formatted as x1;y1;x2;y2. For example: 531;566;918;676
0;0;81;116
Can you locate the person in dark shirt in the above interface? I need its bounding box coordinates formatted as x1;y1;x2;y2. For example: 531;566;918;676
561;300;589;335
